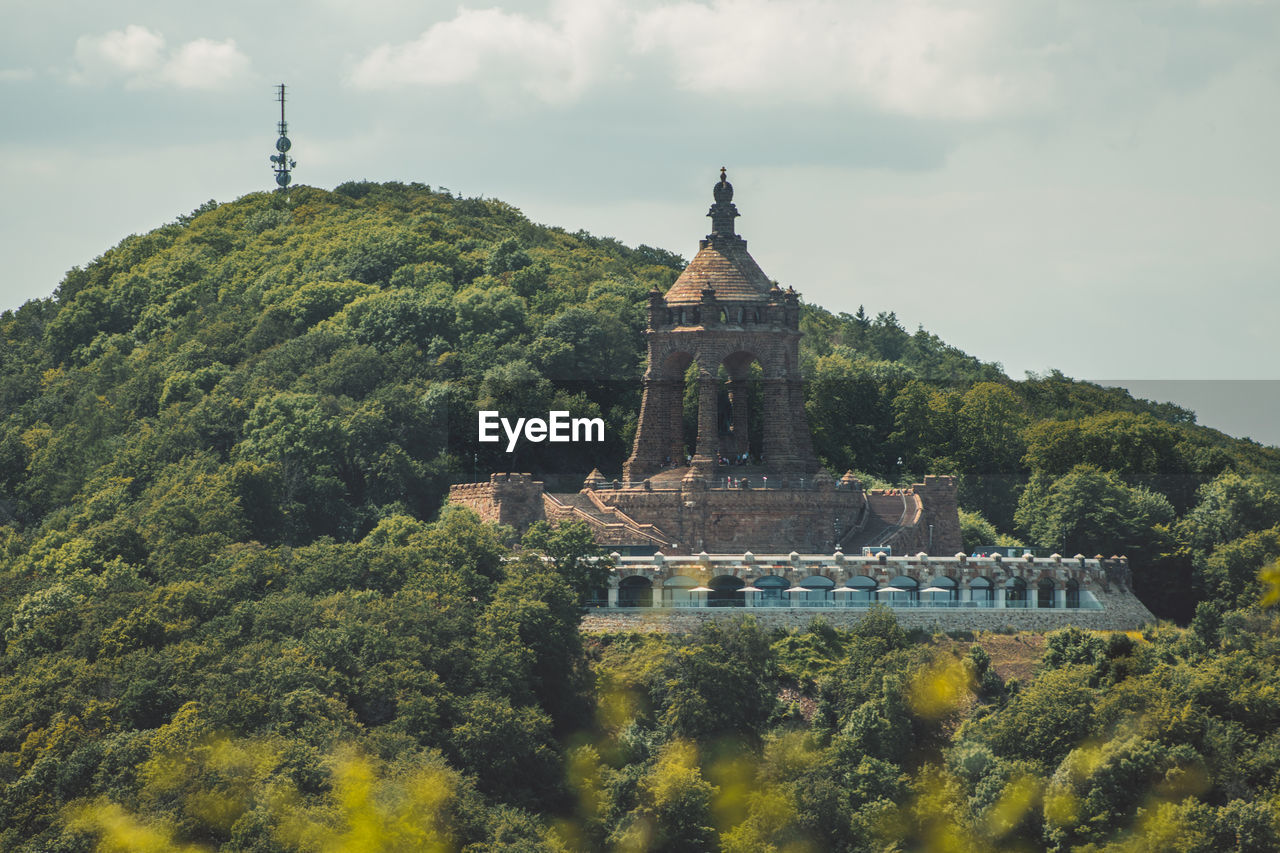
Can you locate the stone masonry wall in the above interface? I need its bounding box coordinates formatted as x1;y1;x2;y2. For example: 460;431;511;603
597;485;867;554
888;476;961;555
447;473;546;529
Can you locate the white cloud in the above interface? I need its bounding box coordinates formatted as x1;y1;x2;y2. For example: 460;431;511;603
632;0;1031;119
161;38;252;90
350;0;1031;118
73;25;166;80
346;0;1274;122
350;0;620;104
71;25;251;90
0;68;36;83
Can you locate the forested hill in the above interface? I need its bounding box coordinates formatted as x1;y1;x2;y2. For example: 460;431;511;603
0;182;1279;850
3;181;1279;619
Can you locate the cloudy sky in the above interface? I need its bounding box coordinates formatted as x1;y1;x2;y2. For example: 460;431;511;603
2;0;1278;443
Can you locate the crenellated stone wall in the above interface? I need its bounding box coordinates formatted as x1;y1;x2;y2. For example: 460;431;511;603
447;473;546;528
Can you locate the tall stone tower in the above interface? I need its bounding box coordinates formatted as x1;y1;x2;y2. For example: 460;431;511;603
624;168;819;484
451;168;961;556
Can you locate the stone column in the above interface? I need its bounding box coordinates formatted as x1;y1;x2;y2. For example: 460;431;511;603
690;371;719;475
669;381;688;466
727;378;751;456
1056;588;1066;609
786;378;816;470
761;378;792;469
607;586;619;607
625;376;675;481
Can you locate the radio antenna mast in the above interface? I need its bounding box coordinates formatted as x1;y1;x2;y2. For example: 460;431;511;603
270;83;297;189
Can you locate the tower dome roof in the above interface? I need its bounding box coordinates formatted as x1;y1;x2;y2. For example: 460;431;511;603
663;168;776;305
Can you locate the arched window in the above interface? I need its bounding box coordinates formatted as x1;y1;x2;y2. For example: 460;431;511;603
1038;577;1055;609
1066;578;1080;609
1005;576;1028;608
841;575;876;605
663;574;697;606
755;575;787;607
618;575;653;608
923;576;958;605
885;575;919;604
970;576;993;606
799;574;835;606
709;574;744;608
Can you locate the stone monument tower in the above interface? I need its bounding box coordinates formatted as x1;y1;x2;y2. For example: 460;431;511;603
623;168;819;485
450;169;961;556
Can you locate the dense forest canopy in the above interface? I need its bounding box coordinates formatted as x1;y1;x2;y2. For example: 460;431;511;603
1;181;1278;850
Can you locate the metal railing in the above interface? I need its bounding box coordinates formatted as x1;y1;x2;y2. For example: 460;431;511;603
584;598;1103;611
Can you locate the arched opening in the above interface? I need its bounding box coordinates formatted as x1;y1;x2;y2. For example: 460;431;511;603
1037;577;1055;609
1066;578;1080;609
970;576;993;606
717;351;764;465
709;574;744;607
1005;577;1028;608
841;574;877;605
618;575;653;608
755;575;787;607
885;575;919;605
798;574;836;606
923;576;958;605
660;351;695;464
663;575;697;607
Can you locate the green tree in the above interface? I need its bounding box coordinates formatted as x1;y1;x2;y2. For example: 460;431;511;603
653;617;777;742
1015;463;1174;557
520;520;611;606
955;382;1028;528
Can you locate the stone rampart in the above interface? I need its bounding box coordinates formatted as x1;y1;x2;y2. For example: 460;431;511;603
596;485;867;553
447;473;546;528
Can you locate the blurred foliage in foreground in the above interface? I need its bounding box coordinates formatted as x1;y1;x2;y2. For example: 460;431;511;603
51;596;1280;852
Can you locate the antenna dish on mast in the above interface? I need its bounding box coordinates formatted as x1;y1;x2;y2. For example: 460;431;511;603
270;83;297;190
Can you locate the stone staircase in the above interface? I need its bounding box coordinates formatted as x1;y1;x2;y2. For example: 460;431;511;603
543;492;671;549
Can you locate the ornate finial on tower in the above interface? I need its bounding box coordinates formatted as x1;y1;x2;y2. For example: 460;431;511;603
708;166;739;237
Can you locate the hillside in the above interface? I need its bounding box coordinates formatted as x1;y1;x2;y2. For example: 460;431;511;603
3;181;1278;619
0;182;1278;850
